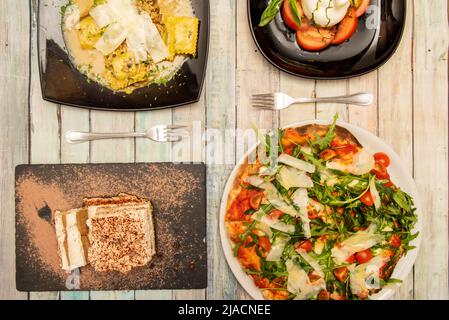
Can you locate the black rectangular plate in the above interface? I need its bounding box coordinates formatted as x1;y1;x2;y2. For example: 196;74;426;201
37;0;209;111
15;163;207;291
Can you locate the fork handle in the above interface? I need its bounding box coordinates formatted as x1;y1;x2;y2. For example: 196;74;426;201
294;92;374;106
65;131;145;144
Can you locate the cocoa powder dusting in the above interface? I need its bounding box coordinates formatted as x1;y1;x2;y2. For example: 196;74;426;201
15;163;207;291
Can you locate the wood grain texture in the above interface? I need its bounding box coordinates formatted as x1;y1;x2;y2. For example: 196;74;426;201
412;0;448;300
0;0;30;300
378;3;414;300
205;0;237;300
29;0;60;300
1;0;448;301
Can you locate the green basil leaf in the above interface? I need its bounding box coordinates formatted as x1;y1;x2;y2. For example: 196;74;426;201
259;0;284;27
289;0;302;25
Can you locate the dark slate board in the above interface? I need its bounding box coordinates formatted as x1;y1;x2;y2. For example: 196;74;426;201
15;163;207;291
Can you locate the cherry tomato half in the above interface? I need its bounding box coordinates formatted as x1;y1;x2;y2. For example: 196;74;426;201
389;233;401;248
318;290;330;300
296;240;312;253
346;254;356;264
374;152;391;168
333;267;349;282
259;237;271;253
356;249;373;264
360;191;374;206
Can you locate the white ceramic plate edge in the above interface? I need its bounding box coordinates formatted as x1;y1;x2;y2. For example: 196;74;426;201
219;120;423;301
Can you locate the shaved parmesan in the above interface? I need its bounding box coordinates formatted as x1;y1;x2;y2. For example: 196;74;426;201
278;154;316;173
369;178;382;210
266;235;290;262
246;177;300;218
351;150;375;176
286;260;326;300
89;0;169;62
350;256;386;297
95;22;127;55
297;249;324;278
63;5;81;30
326;149;375;176
277;166;314;190
252;211;295;233
331;228;383;264
89;4;112;28
292;189;312;238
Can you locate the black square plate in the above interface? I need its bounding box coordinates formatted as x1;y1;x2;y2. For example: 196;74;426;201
38;0;209;111
248;0;406;79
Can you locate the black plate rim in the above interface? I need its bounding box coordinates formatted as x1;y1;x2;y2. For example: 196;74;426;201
247;0;407;80
36;1;211;112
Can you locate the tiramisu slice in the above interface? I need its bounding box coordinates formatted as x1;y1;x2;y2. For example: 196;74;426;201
85;194;156;273
54;208;89;271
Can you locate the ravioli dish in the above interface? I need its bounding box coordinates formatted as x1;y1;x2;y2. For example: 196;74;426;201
225;116;418;300
62;0;199;93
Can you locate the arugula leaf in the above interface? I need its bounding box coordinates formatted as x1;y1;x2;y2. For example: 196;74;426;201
259;0;284;27
311;114;339;151
393;190;414;212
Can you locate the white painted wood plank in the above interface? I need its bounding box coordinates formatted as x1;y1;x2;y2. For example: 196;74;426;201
134;109;173;301
235;0;279;300
0;0;30;300
412;0;448;300
171;95;207;300
89;110;136;300
378;3;414;300
204;0;237;301
60;107;90;300
316;80;348;121
280;75;316;125
29;0;61;300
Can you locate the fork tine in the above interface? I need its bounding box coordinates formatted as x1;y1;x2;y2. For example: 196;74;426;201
252;93;275;98
166;125;188;130
252;104;276;109
252;96;275;101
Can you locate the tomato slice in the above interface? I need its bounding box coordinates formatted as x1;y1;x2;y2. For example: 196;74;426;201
346;254;356;264
389;233;401;248
356;249;373;264
282;0;303;31
371;163;390;180
331;8;358;45
296;26;335;51
360;191;374;206
355;0;371;17
249;191;264;210
320;149;337;161
318;290;330;300
333;267;349;282
259;237;271;253
295;240;313;253
374;152;391;168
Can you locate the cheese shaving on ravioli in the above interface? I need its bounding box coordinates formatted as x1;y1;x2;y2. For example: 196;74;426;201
90;0;169;62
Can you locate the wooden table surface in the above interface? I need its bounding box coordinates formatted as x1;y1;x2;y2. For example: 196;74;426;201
1;0;448;300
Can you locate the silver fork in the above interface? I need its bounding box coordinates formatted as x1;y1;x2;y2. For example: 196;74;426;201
252;92;374;110
65;125;187;144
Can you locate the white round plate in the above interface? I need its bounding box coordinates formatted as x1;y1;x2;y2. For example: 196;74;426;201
219;120;422;300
